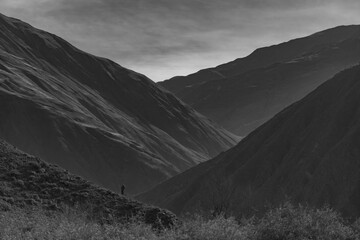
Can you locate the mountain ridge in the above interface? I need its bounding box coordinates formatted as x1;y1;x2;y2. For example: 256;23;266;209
159;25;360;136
140;65;360;218
0;12;238;195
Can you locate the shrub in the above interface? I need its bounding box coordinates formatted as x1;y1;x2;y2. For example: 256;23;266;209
253;202;355;240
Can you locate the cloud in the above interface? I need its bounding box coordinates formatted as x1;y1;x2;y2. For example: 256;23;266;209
0;0;360;81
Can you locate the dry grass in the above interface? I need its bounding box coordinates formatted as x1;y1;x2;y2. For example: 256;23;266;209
1;202;360;240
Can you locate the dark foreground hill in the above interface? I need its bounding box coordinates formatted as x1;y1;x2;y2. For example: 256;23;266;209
160;25;360;136
139;65;360;218
0;13;238;195
0;138;176;227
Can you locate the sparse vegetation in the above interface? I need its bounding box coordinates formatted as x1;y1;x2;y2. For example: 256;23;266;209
1;202;360;239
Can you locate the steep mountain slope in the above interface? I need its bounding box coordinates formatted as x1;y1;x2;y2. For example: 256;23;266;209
0;138;176;227
0;13;238;195
160;25;360;135
140;65;360;218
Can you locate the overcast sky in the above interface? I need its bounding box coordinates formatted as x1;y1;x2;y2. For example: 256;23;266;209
1;0;360;81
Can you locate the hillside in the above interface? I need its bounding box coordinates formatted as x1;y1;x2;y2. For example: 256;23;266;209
0;13;238;195
159;25;360;135
139;65;360;218
0;138;176;227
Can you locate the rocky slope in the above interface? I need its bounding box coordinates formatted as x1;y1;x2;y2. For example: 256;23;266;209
0;13;238;195
140;65;360;218
160;25;360;136
0;138;176;227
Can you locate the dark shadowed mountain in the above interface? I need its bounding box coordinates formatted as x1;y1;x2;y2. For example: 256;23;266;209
139;65;360;218
0;13;238;195
159;25;360;136
0;138;176;227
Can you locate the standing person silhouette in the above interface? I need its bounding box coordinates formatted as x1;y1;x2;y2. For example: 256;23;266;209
121;184;126;195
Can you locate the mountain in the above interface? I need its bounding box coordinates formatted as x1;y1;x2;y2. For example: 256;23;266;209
139;65;360;218
0;13;238;195
159;25;360;136
0;138;176;227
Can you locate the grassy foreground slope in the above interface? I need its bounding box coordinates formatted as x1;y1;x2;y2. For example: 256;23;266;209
0;138;176;227
0;138;358;239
